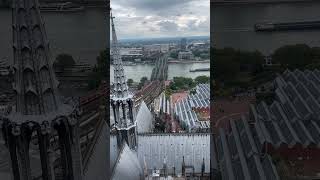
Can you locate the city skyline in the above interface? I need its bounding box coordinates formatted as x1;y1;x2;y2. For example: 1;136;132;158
111;0;210;39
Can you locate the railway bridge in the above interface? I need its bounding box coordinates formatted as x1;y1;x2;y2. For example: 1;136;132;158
134;53;168;106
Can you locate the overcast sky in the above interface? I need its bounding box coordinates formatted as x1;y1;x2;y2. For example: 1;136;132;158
111;0;209;39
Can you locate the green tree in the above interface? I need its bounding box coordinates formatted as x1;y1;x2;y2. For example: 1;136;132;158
96;49;109;75
169;77;195;90
194;75;210;84
127;79;134;87
170;52;178;59
87;69;102;90
165;88;172;98
272;44;314;69
87;49;109;90
138;76;148;89
54;53;75;70
214;53;240;80
192;50;201;57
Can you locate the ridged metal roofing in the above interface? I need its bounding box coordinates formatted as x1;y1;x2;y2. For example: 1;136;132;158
253;69;320;148
83;122;109;180
136;101;153;133
137;133;211;176
215;118;280;180
174;84;210;131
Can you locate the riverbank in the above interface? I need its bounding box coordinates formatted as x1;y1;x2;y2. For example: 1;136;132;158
112;60;210;66
211;0;320;6
169;60;210;64
111;62;210;82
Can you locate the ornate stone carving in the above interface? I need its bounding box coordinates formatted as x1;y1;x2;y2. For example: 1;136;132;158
12;124;21;136
40;121;50;135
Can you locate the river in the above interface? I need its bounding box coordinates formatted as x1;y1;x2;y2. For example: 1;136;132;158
212;2;320;55
110;62;210;82
0;8;107;65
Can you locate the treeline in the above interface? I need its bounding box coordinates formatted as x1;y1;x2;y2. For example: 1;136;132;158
169;76;210;91
272;44;320;70
213;44;320;96
87;49;108;90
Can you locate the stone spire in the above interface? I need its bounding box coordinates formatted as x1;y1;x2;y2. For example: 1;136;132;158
111;11;130;99
12;0;60;116
0;1;83;180
110;10;137;149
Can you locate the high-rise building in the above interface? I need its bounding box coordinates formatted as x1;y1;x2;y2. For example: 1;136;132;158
180;38;187;51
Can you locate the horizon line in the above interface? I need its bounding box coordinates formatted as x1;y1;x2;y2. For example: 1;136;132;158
117;35;210;41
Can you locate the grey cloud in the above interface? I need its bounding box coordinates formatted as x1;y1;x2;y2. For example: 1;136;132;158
186;20;199;31
114;0;191;11
111;0;209;39
157;21;179;32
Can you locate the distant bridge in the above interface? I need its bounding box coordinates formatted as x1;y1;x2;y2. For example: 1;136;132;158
135;53;168;106
150;53;168;81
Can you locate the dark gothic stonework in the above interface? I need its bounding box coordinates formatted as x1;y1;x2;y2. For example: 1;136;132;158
0;0;83;179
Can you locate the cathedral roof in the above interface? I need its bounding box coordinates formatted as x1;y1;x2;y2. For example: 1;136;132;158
111;142;143;180
110;134;120;170
83;121;109;180
136;101;153;133
137;133;211;175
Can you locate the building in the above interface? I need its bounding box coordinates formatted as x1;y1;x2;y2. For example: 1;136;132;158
110;13;211;179
178;51;194;61
174;84;210;132
180;38;187;51
143;44;169;54
189;84;210;113
175;98;201;132
212;69;320;179
120;47;143;60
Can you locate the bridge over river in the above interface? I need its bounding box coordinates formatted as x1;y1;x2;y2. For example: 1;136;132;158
134;53;168;106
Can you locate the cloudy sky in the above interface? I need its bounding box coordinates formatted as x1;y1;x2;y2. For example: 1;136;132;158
111;0;209;39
